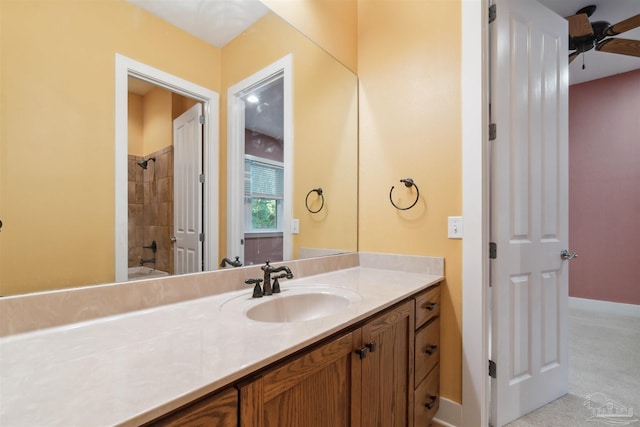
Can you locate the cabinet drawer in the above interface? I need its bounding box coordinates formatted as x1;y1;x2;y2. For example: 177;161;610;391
415;317;440;385
415;285;441;329
414;365;440;426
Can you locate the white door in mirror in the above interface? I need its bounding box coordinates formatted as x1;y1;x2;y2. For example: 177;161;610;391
447;216;463;239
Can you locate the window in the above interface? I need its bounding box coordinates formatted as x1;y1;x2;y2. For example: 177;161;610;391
244;156;284;232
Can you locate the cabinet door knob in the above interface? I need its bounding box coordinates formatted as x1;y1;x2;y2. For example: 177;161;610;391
425;395;437;410
424;302;439;311
366;342;377;352
425;345;438;356
355;347;369;359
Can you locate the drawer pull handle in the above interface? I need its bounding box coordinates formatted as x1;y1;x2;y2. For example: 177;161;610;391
425;345;438;356
355;347;369;359
424;302;439;311
425;395;437;410
366;342;377;352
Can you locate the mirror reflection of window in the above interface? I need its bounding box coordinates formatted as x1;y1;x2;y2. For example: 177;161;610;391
242;75;285;264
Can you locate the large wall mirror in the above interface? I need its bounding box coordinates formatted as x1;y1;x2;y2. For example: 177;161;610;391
0;0;358;296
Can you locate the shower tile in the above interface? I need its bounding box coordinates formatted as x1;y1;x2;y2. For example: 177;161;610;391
157;177;170;202
136;162;144;183
127;158;136;182
135;183;143;204
135;204;143;223
157;202;171;226
156;152;169;178
143;161;155;183
128;181;135;201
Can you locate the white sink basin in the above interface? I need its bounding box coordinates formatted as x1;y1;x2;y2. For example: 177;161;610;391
219;285;362;323
246;293;349;323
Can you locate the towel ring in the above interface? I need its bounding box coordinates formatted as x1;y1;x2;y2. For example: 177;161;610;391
305;188;325;213
389;178;419;210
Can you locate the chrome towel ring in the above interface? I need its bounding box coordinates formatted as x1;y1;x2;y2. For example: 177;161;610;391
389;178;419;210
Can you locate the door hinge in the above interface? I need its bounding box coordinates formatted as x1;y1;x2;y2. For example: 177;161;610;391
199;233;205;242
489;123;497;141
489;360;497;378
489;4;497;24
199;115;205;124
489;242;497;259
199;174;205;183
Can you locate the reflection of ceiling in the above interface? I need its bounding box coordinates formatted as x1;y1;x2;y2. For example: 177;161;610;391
537;0;640;85
127;0;269;48
243;78;284;140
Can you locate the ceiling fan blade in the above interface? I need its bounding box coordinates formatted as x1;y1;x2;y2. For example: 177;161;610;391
595;38;640;57
567;13;593;38
603;14;640;36
568;51;580;63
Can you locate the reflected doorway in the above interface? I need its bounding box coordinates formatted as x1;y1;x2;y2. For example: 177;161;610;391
227;55;293;265
127;78;204;277
114;54;219;282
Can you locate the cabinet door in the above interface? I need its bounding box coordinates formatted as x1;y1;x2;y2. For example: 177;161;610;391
147;386;238;427
239;332;357;427
360;300;415;427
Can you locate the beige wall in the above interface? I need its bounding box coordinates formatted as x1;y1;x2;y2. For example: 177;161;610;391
0;0;220;295
357;0;462;403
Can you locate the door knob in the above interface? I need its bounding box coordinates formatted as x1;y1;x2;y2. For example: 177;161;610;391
170;236;177;242
560;249;578;260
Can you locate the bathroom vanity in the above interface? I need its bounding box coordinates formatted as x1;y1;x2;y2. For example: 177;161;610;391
148;285;441;427
0;253;443;426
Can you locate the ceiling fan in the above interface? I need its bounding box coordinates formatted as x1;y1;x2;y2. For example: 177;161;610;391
567;5;640;64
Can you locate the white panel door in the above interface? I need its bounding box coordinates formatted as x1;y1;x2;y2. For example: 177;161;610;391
490;0;569;425
174;103;203;274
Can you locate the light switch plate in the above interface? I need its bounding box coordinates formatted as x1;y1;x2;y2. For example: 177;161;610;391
291;218;300;234
448;216;463;239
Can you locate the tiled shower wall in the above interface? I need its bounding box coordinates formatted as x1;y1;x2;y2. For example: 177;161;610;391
127;145;174;274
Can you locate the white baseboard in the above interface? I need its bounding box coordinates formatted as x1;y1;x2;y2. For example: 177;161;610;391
569;296;640;318
433;397;461;427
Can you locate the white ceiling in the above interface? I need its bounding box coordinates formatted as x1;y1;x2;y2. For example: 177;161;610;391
127;0;269;48
537;0;640;85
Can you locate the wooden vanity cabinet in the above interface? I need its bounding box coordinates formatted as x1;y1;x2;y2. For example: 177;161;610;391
145;283;441;427
359;299;414;427
238;300;415;427
146;386;238;427
413;284;441;426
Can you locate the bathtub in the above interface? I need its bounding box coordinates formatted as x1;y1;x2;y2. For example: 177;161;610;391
127;267;169;281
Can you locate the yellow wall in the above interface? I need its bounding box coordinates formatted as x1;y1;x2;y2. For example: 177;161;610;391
128;94;144;156
0;0;220;295
220;12;358;260
357;0;462;403
143;87;173;155
262;0;358;73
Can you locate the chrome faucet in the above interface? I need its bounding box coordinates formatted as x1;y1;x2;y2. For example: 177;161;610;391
261;260;294;295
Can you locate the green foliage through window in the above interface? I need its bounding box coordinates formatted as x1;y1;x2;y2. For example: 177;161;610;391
251;198;277;229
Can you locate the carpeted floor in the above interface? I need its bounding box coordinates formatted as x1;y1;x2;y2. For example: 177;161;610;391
506;308;640;427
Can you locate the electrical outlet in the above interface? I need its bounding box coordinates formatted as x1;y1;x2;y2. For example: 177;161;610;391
291;218;300;234
448;216;463;239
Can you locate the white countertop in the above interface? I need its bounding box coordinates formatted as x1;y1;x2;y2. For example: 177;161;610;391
0;266;442;426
